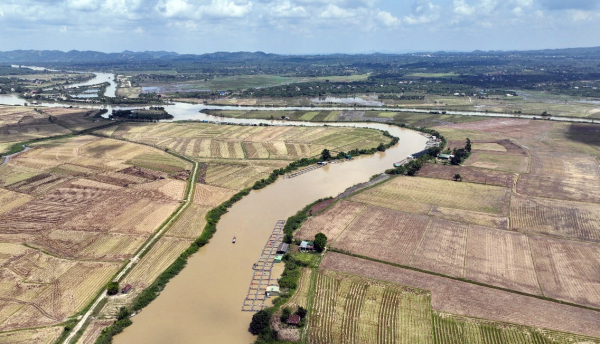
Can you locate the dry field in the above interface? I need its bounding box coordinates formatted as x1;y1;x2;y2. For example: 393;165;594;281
517;151;600;203
165;203;210;239
121;236;193;291
417;163;514;187
511;194;600;241
295;200;365;241
431;312;600;344
321;253;600;338
203;160;287;190
351;176;510;216
108;122;391;161
0;135;191;333
309;270;433;344
529;236;600;309
0;326;63;344
193;183;237;207
0;106;70;147
77;319;115;344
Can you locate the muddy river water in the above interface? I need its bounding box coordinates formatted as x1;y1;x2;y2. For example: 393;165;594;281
108;105;428;344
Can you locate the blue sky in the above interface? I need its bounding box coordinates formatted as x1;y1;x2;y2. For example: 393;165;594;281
0;0;599;54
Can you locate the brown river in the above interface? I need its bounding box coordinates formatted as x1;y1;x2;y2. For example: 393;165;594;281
111;107;428;344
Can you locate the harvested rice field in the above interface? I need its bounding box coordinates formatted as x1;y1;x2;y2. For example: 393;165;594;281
108;122;391;161
321;252;600;338
351;176;510;215
0;326;63;344
0;134;192;333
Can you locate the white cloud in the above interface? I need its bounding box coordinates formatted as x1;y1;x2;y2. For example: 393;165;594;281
67;0;101;11
270;2;309;18
377;10;400;27
320;4;356;18
453;0;475;16
404;0;439;25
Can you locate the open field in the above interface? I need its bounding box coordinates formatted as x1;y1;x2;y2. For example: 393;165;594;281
165;203;209;239
351;176;510;215
511;194;600;241
417;163;514;187
295;200;365;241
321;252;600;338
431;312;600;344
141;74;369;92
309;270;433;344
77;319;115;344
0;134;191;333
0;326;63;344
121;236;193;291
109;122;391;162
517;151;600;203
530;236;600;309
283;268;313;310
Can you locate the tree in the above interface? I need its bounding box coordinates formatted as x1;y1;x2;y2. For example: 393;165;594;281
296;307;307;318
321;149;331;161
106;281;119;296
280;307;292;322
453;174;462;182
377;143;386;152
117;307;130;320
314;232;327;252
465;138;472;152
249;310;270;335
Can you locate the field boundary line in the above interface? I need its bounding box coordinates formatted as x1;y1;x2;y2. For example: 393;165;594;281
462;225;470;279
328;249;600;314
408;218;432;266
527;236;546;297
329;203;367;245
301;253;323;344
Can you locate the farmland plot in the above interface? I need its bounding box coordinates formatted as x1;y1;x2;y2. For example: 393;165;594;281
77;319;115;344
0;326;63;344
511;194;600;241
410;220;469;278
428;206;508;229
417;164;514;187
321;252;600;337
283;268;313;310
530;236;600;308
333;206;430;266
0;188;32;215
166;204;209;239
295;200;365;241
122;237;193;289
351;176;510;215
432;312;600;344
517;152;600;203
193;183;237;207
464;226;541;295
309;270;433;344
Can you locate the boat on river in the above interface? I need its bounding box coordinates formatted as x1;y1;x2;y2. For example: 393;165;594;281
232;236;236;243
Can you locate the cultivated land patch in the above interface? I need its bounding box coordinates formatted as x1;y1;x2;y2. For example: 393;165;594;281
529;236;600;309
309;270;433;344
0;134;190;333
517;151;600;203
511;193;600;242
417;163;514;187
0;326;63;344
295;200;365;241
321;253;600;338
464;226;540;295
108;122;391;162
351;176;510;215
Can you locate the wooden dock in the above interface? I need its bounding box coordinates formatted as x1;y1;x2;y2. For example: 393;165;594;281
283;164;323;179
241;220;286;312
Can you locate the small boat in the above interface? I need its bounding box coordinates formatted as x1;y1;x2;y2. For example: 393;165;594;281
232;236;236;243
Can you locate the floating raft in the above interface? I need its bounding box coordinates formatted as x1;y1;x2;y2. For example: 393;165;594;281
283;164;323;179
241;220;286;312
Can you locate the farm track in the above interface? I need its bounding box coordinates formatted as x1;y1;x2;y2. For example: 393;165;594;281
61;152;199;344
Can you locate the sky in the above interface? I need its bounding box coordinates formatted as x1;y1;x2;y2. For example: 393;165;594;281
0;0;600;54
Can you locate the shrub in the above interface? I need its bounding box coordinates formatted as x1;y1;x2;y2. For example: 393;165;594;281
106;282;119;296
314;233;327;252
250;310;271;335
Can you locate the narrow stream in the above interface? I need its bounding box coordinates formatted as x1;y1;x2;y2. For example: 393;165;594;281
112;111;428;344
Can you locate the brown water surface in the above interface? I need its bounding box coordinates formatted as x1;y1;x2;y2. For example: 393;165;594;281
114;120;427;344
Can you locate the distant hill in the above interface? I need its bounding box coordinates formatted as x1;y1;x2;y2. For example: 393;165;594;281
1;46;600;64
0;50;276;63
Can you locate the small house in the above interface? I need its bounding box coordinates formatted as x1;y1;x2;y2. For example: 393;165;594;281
266;286;280;297
277;243;289;254
439;154;454;160
299;241;314;252
122;284;132;294
287;315;301;326
274;254;283;263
